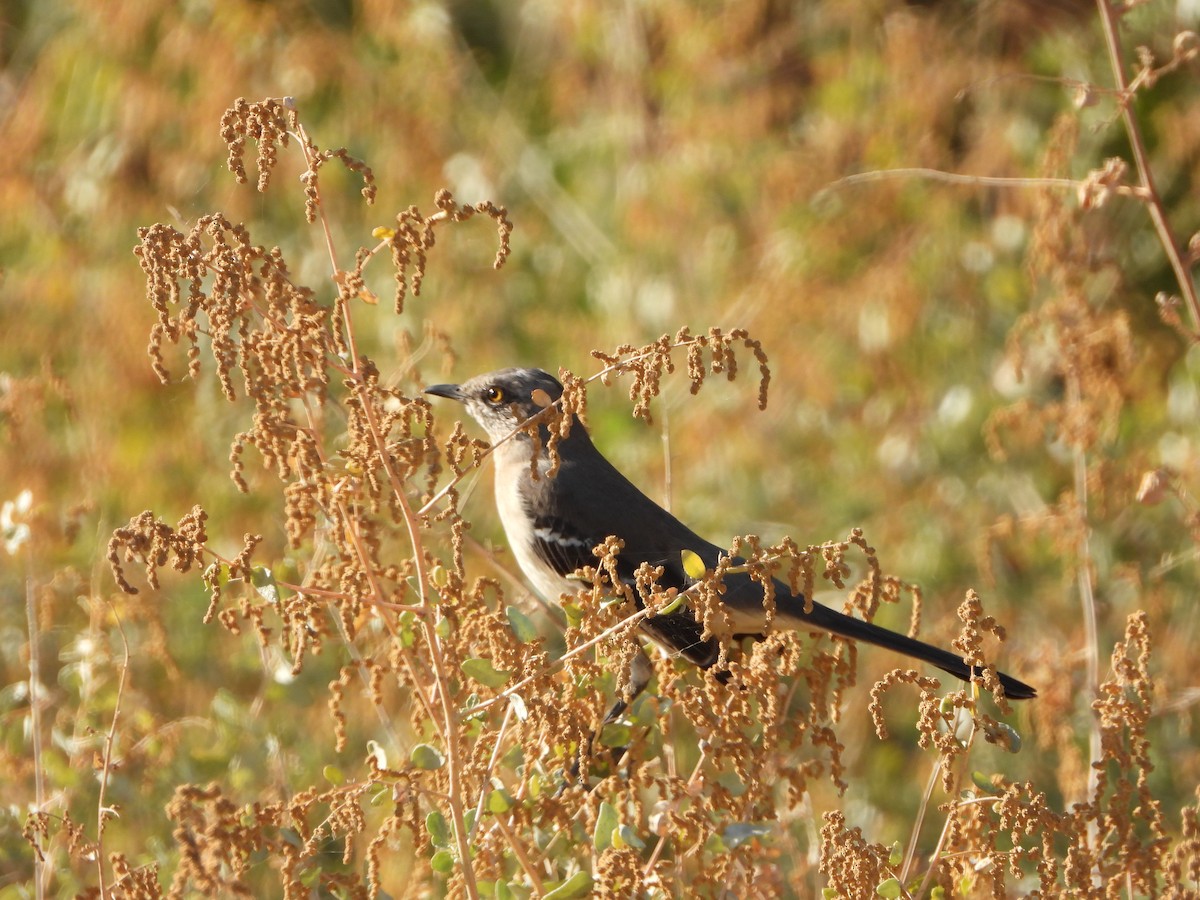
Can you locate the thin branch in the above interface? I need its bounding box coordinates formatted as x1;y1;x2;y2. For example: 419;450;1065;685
900;758;941;884
95;602;131;897
824;167;1143;197
25;555;45;900
915;716;977;898
292;119;352;346
494;814;546;895
1094;0;1200;330
469;701;514;842
1068;372;1104;846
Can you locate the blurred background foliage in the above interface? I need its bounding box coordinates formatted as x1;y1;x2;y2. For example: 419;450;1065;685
3;0;1200;895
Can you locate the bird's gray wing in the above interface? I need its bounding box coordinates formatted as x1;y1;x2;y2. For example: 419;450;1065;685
535;444;723;667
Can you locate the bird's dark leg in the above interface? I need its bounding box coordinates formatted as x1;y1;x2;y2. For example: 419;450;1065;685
570;644;654;787
602;643;654;723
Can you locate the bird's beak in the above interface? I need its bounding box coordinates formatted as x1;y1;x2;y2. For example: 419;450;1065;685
424;383;465;402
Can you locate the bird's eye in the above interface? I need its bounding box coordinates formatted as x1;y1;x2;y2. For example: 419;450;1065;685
484;386;506;405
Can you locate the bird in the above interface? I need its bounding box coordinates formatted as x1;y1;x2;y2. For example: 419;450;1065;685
425;367;1036;702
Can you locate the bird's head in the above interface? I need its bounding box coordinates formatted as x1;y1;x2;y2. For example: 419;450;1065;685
424;367;565;444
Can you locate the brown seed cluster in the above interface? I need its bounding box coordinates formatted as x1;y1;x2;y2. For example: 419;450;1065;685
590;325;770;422
387;189;513;314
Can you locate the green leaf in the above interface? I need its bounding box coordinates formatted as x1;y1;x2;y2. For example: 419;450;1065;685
410;743;445;770
542;871;593;900
462;658;512;689
657;590;687;616
399;610;417;648
972;771;999;795
426;810;451;847
486;788;514;814
628;693;658;725
322;765;344;785
299;865;321;888
593;801;619;852
681;548;707;579
715;771;747;795
204;562;228;587
501;881;533;900
407;575;435;602
276;557;300;584
876;877;902;898
430;849;454;874
617;824;646;850
888;840;902;867
507;606;539;642
599;594;626;611
435;615;452;639
561;601;584;629
993;722;1022;753
598;722;631;748
501;744;525;773
250;566;279;604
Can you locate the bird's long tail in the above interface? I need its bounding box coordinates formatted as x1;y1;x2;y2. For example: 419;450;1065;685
776;595;1037;700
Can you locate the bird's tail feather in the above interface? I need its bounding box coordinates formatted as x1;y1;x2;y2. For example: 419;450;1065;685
776;596;1037;700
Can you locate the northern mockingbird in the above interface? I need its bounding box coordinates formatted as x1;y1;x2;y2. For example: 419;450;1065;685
425;367;1036;701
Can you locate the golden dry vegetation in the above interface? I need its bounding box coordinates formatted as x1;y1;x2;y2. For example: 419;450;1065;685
3;1;1200;897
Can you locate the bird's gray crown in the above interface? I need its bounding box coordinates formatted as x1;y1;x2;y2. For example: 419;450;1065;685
424;367;565;443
